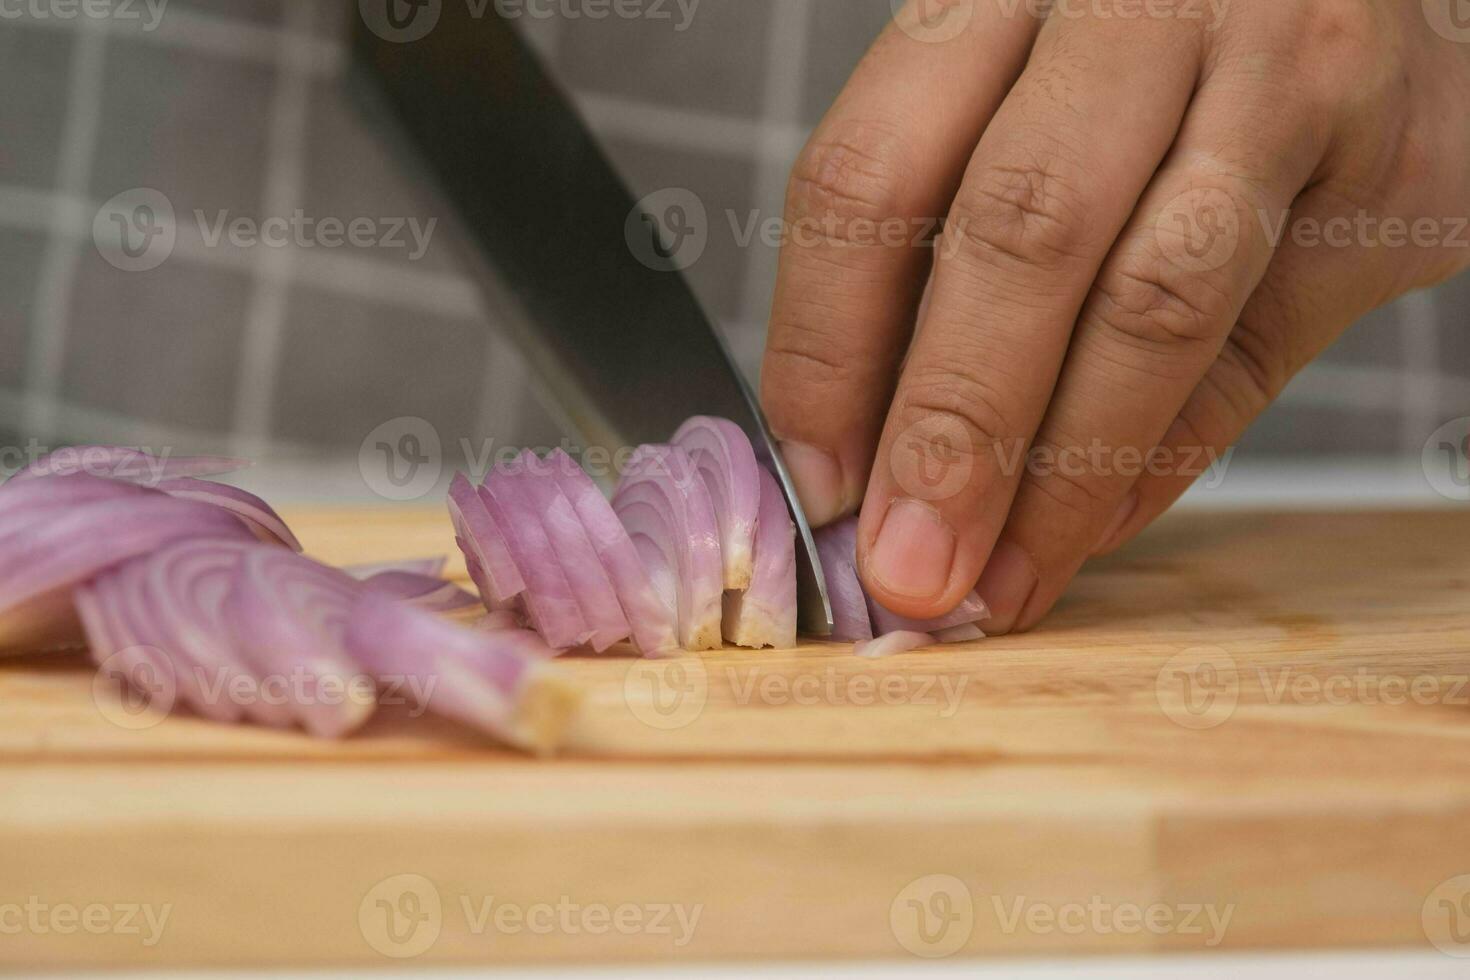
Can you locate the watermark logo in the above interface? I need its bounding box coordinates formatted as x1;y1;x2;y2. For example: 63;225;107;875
623;658;708;730
1157;187;1239;273
360;417;444;501
360;873;443;958
91;648;177;732
0;898;171;946
360;0;441;42
195;210;437;260
93;188;176;273
0;0;170;31
890;875;974;958
891;0;975;44
1155;646;1238;730
626;187;708;272
1424;874;1470;956
890;415;975;502
1424;0;1470;42
1423;417;1470;502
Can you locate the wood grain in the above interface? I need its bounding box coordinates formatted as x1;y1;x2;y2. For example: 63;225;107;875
3;506;1469;967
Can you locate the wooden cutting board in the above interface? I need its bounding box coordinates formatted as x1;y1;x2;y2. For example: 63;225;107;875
4;507;1470;968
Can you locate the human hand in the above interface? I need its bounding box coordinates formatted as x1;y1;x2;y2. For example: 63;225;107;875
761;0;1470;632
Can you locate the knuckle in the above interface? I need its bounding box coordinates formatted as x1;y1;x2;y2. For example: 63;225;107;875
946;149;1093;271
1211;325;1288;418
1089;256;1236;352
1022;437;1112;524
898;368;1016;456
788;120;918;232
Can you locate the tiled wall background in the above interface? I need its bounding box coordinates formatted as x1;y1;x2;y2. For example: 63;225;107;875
1;0;1467;473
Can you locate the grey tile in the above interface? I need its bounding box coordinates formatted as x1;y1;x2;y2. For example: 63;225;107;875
62;250;251;432
555;0;771;117
169;0;284;25
1236;403;1402;457
1317;304;1403;369
272;283;488;448
0;26;73;190
1436;271;1470;379
300;78;460;273
0;228;45;389
91;37;273;221
802;1;891;125
602;136;758;322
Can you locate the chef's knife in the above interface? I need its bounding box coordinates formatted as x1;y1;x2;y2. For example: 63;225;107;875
349;1;833;634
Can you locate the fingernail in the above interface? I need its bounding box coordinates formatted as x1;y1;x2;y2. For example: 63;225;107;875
866;498;956;600
975;540;1038;635
779;441;846;527
1093;491;1139;556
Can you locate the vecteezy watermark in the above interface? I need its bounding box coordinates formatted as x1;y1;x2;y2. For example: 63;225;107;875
0;0;169;30
0;440;180;482
997;0;1230;28
626;188;709;273
93;188;177;273
1422;417;1470;503
889;875;1233;958
357;874;702;958
93;189;437;272
1424;874;1470;957
0;898;172;947
1154;646;1240;731
890;875;974;958
890;416;976;503
91;647;429;731
195;210;437;261
1423;0;1470;43
360;0;699;44
1257;209;1470;251
1156;187;1241;273
622;659;969;732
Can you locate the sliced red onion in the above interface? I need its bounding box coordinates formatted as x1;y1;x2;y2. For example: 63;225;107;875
11;445;250;486
345;557;448;579
447;473;524;606
545;448;678;657
509;451;630;652
0;471;153;524
76;578;181;718
481;465;591;650
612;445;724;651
854;631;934;659
361;570;478;612
344;594;581;754
0;496;253;654
813;519;873;642
122;537;293;727
223;548;377;738
932;623;986;644
722;466;797;649
672;416;760;591
155;477;303;552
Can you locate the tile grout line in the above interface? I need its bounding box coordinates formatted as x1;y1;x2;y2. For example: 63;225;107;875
735;0;814;361
1399;289;1442;454
228;5;317;458
21;18;108;444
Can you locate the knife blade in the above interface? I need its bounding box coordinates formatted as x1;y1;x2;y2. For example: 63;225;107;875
348;2;833;634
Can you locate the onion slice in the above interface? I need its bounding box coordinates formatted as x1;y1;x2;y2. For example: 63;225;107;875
546;449;678;657
812;519;873;642
11;445;250;486
481;466;591;650
345;557;448;580
672;416;760;590
0;496;253;654
223;548;377;738
343;594;581;754
722;467;797;649
612;446;724;651
361;570;478;612
447;473;524;606
155;478;303;552
508;451;630;652
854;631;935;659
